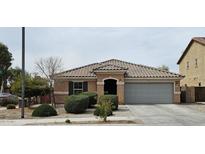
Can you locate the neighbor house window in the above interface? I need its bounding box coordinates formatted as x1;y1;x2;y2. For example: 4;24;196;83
73;82;83;94
195;59;198;68
186;61;189;70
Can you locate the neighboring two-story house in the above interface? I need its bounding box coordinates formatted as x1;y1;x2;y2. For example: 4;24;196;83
177;37;205;102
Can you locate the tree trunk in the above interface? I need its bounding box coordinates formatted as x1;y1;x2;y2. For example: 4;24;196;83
28;97;31;107
50;82;56;108
35;96;38;104
52;88;56;108
48;87;52;105
40;95;42;104
0;78;4;93
103;116;107;122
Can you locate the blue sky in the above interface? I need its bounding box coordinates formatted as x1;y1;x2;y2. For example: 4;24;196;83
0;27;205;73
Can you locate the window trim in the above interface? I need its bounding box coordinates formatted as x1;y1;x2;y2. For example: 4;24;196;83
195;58;198;68
186;61;189;70
73;82;83;94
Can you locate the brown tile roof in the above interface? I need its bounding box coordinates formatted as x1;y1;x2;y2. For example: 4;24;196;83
93;64;128;71
55;59;182;79
177;37;205;64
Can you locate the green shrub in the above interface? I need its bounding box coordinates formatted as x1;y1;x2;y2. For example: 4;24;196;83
6;104;16;109
32;104;57;117
94;105;112;116
98;95;118;110
64;95;89;114
94;101;112;122
65;119;71;123
0;95;18;107
79;92;97;107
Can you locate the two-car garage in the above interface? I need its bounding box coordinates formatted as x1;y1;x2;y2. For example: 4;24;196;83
125;83;173;104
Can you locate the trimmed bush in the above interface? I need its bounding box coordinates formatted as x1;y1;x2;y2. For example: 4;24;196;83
94;105;112;116
79;92;97;107
6;104;16;109
0;95;18;107
64;95;89;114
94;101;112;122
65;119;71;123
32;104;57;117
98;95;118;110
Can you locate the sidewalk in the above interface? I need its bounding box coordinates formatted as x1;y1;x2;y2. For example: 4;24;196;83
0;116;142;126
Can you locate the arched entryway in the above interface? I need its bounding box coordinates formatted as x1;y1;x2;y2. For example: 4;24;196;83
104;79;117;95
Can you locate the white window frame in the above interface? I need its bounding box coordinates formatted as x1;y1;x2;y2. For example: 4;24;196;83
73;82;83;94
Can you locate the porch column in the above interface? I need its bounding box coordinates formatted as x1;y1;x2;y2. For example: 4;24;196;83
97;82;104;98
117;81;125;105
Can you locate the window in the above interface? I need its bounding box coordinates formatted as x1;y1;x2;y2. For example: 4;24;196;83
73;82;83;94
186;61;189;70
195;59;198;68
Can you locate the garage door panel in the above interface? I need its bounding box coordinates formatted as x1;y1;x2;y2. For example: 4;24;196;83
125;83;173;104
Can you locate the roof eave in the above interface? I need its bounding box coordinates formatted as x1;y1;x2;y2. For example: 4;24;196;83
177;39;205;64
125;76;183;80
54;76;97;80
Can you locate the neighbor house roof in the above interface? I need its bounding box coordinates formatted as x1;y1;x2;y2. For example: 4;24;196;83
177;37;205;64
55;59;182;79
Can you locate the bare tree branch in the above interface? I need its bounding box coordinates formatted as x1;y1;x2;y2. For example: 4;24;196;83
35;57;63;107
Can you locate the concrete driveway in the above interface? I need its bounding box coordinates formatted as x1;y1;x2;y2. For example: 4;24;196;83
127;103;205;126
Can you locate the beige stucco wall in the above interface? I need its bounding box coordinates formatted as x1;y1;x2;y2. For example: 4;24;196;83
54;79;69;104
54;79;97;104
179;42;205;87
54;77;181;104
54;79;69;92
88;80;97;92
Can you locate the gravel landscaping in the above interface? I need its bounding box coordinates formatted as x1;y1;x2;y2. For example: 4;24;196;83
0;106;95;119
0;104;133;121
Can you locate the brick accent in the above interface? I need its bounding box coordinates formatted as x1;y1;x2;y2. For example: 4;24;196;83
97;84;104;96
117;84;124;104
174;94;180;104
174;80;181;103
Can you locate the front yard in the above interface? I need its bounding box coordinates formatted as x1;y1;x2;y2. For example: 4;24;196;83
0;105;142;125
2;103;205;125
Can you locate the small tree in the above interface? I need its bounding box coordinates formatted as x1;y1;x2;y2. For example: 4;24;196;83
158;65;169;71
94;100;112;122
35;57;63;107
11;74;49;106
0;42;13;93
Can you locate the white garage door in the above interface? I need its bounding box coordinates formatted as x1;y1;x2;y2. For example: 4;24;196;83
125;83;173;104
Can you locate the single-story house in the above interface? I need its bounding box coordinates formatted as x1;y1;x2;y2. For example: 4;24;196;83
54;59;182;104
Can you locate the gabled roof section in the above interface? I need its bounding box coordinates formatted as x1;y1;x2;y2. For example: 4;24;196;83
93;64;128;71
54;59;182;79
177;37;205;64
